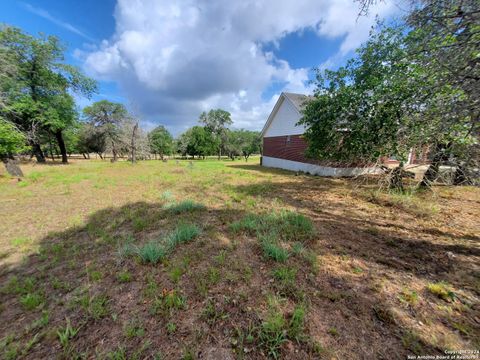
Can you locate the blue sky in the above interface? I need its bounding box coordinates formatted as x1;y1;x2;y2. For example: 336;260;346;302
0;0;399;134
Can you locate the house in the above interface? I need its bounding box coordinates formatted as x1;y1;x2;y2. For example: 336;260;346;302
260;92;426;177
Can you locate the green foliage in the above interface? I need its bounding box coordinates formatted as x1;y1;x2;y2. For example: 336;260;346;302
148;125;174;158
176;125;218;158
0;26;96;161
0;119;26;158
224;129;261;161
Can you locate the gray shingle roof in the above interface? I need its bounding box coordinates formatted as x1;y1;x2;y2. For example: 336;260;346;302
283;92;312;111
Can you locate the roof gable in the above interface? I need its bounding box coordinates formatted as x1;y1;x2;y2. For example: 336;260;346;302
261;92;311;137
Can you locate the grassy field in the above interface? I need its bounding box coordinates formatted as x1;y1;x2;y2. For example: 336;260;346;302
0;158;479;359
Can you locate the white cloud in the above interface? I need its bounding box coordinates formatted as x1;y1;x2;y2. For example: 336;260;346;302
81;0;397;135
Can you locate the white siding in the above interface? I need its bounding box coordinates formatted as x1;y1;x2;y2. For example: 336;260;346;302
262;156;381;177
263;97;306;137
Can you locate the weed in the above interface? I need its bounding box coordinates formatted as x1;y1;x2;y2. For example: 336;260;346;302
259;308;287;359
214;250;227;265
207;267;221;285
152;289;186;315
181;347;196;360
272;266;299;298
133;217;148;232
427;282;455;301
88;270;103;282
201;298;228;324
20;292;44;310
401;331;422;354
123;319;145;338
79;294;109;320
117;270;132;283
288;305;306;341
399;289;419;306
57;318;80;349
168;266;184;283
327;327;339;337
166;322;177;334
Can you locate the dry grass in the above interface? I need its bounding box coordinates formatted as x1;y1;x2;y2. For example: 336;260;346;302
0;157;479;359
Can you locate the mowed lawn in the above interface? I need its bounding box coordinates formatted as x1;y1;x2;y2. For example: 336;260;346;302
0;158;479;359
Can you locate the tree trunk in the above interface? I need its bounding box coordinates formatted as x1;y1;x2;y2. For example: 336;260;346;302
2;157;24;177
82;153;87;159
55;130;68;163
98;153;103;160
31;142;46;163
112;141;118;162
419;145;445;188
131;122;138;164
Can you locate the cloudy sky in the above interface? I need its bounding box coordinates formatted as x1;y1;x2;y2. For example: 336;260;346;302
1;0;400;135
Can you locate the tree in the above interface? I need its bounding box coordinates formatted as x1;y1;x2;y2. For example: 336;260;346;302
148;126;174;159
0;118;26;176
225;129;261;161
300;17;478;189
0;26;96;163
77;123;106;159
199;109;233;159
82;100;128;162
353;0;480;186
177;126;218;158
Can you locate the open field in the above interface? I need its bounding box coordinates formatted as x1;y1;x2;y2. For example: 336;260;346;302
0;158;479;359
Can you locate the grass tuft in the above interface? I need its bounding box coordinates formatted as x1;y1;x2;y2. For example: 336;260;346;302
427;282;455;301
166;224;200;249
164;200;206;214
136;241;167;264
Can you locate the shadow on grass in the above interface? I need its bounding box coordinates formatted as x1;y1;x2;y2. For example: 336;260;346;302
0;185;477;358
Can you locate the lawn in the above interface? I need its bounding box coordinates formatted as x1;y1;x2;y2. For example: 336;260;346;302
0;158;479;359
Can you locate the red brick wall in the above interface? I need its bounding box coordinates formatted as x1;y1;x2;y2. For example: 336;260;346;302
263;134;310;163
